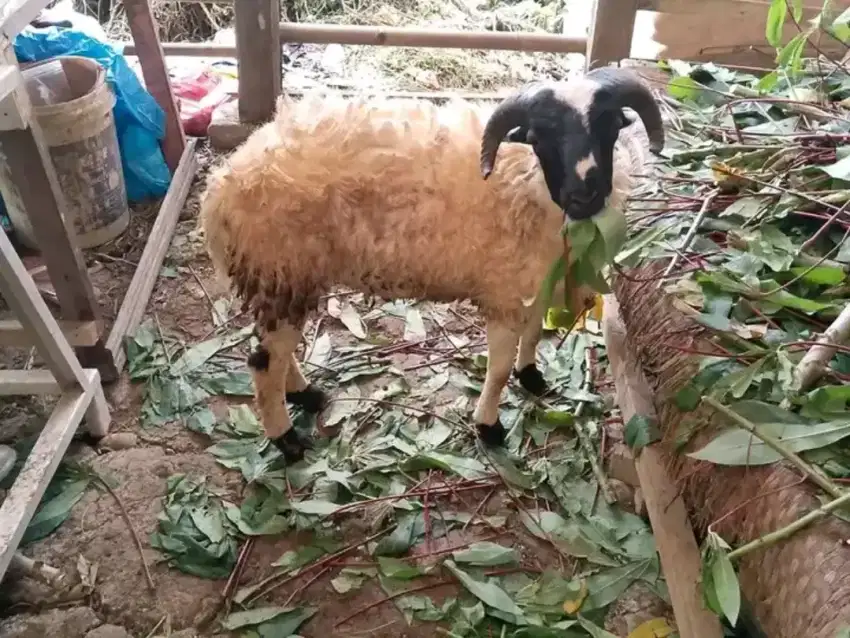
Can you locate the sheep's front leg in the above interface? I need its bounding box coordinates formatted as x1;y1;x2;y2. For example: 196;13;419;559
247;324;312;463
285;354;328;414
473;321;520;447
514;298;548;397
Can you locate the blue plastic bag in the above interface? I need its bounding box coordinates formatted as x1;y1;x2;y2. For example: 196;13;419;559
13;26;172;202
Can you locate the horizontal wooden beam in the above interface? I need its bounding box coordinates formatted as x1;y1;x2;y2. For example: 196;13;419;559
0;369;60;395
0;319;100;348
123;23;587;56
277;23;586;53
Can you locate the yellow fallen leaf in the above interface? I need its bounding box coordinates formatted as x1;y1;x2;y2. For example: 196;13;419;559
627;617;675;638
544;294;603;332
544;307;576;331
562;579;588;614
709;160;748;193
588;293;604;322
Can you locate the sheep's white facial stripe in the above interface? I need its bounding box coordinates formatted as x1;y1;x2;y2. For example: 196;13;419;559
574;154;596;180
554;78;601;129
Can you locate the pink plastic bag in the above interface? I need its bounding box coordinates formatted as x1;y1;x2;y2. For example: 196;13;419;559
172;69;234;137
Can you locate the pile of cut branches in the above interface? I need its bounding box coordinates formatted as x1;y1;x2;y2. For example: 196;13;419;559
612;20;850;632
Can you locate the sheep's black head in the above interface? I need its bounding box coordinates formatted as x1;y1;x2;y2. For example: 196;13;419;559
480;68;664;220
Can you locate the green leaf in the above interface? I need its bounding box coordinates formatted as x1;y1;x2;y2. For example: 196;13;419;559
776;32;807;73
542;410;575;428
187;407;217;436
22;476;91;544
170;327;253;377
756;71;779;93
568;220;598;262
803;385;850;418
377;556;424;580
766;0;787;46
519;511;616;566
452;541;519;567
623;414;662;453
272;545;328;572
720;196;767;220
373;512;425;557
674;384;702;412
395;595;456;624
585;558;658;610
331;567;374;593
728;357;768;400
404;451;489;481
688;413;850;466
668;76;705;102
289;500;341;516
444;560;526;621
485;447;536;490
221;606;315;633
789;266;846;286
705;550;740;626
593;206;628;263
760;285;833;313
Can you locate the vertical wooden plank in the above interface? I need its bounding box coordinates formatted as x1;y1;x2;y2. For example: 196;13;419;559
0;209;86;388
123;0;186;172
0;128;102;330
602;295;724;638
236;0;282;124
585;0;639;70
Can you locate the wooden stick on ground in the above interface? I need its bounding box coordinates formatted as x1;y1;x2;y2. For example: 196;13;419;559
602;294;723;638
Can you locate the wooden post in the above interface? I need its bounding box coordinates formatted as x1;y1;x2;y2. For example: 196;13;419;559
236;0;282;124
123;0;186;172
585;0;639;70
602;295;724;638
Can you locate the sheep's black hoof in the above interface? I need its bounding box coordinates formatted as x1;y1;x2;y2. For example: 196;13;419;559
476;420;506;447
514;364;548;397
285;384;328;414
270;428;312;463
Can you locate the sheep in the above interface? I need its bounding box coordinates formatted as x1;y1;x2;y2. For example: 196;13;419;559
199;68;664;463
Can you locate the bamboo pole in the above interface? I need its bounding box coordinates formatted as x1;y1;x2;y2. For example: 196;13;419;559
122;23;586;57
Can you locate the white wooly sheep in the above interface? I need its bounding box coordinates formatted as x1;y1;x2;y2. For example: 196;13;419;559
199;68;664;462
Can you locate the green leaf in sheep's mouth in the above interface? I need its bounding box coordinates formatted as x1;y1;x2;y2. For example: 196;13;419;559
537;205;629;313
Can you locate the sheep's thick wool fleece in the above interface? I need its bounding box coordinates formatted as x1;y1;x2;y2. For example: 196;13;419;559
200;91;637;329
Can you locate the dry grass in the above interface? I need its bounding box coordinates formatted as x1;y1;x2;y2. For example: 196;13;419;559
72;0;581;92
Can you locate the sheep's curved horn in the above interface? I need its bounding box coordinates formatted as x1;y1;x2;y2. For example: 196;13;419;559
479;93;534;179
589;67;665;153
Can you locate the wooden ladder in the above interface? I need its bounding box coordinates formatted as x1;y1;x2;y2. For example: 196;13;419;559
0;223;111;582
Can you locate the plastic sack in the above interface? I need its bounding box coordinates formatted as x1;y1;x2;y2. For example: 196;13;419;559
171;68;234;137
13;26;172;202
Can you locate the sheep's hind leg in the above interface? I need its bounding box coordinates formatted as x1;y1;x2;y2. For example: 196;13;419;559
473;321;521;447
247;325;311;463
285;354;328;414
514;299;548;397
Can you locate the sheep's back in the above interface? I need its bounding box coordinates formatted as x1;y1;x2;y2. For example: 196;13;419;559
200;92;565;325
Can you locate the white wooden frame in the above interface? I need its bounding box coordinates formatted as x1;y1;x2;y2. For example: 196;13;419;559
0;107;111;581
